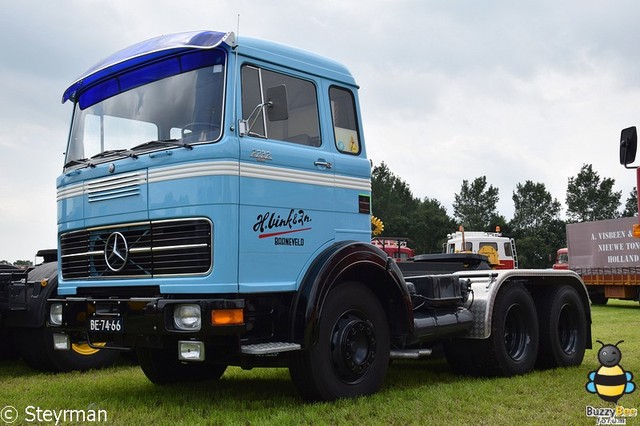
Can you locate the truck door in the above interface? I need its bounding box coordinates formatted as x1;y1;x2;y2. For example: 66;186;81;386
238;64;335;293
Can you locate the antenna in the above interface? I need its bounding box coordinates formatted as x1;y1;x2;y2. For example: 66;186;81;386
231;14;240;133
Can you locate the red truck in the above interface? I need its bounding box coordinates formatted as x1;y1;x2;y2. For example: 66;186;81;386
371;238;415;262
553;248;568;270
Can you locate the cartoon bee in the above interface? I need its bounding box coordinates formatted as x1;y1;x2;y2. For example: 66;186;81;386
586;340;636;404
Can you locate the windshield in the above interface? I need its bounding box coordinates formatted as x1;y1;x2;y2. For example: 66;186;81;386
65;49;226;169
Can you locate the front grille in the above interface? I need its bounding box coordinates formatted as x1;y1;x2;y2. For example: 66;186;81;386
60;218;212;280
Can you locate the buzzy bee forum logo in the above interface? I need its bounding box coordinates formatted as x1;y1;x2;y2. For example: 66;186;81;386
585;340;637;424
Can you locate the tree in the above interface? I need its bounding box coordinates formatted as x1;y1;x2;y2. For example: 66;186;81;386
566;164;621;222
511;181;562;231
371;162;420;238
622;187;638;217
371;162;454;254
510;181;564;268
453;176;499;230
411;198;456;253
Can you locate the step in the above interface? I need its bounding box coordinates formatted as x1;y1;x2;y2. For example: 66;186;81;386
241;342;301;355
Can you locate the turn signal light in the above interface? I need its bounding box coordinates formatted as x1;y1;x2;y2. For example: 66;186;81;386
211;309;244;325
634;223;640;238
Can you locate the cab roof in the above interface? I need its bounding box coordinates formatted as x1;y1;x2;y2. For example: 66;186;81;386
62;30;235;104
62;30;357;105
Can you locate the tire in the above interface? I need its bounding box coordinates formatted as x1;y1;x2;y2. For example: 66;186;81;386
536;285;587;369
445;284;539;377
0;329;18;361
15;327;120;372
289;281;390;401
444;338;478;375
137;343;227;385
589;292;608;305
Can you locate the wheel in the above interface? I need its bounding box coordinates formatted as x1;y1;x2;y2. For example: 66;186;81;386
15;327;119;372
589;292;608;305
444;338;477;375
536;285;587;368
137;343;227;385
445;284;539;377
289;282;390;401
0;329;18;360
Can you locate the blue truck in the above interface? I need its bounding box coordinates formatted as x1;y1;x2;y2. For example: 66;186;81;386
48;30;592;401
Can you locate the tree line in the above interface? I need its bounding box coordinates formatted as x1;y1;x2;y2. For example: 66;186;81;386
372;162;638;268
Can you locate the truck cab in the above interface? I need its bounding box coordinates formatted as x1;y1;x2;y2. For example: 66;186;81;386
444;230;518;269
56;31;370;297
553;248;568;270
371;237;415;262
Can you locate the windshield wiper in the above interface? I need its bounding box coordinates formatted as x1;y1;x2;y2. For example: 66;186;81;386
131;139;193;152
91;149;138;160
64;158;96;169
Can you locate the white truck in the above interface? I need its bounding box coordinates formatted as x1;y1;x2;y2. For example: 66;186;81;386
444;228;518;269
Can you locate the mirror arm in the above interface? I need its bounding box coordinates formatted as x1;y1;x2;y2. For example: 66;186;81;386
239;101;272;137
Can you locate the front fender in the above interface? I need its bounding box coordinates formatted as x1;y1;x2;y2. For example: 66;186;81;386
289;241;413;348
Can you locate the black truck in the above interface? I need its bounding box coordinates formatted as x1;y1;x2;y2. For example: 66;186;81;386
1;250;117;370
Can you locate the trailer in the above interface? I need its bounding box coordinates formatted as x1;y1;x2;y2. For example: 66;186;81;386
46;30;591;401
563;217;640;305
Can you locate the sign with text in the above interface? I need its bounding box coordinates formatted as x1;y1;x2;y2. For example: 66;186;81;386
567;217;640;269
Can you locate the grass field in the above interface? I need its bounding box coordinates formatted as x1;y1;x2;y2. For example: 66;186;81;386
0;300;638;425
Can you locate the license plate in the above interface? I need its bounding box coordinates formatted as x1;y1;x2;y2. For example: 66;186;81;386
89;318;124;332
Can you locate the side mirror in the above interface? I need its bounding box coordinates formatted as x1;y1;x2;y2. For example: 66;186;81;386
238;85;289;137
265;85;288;122
620;126;637;167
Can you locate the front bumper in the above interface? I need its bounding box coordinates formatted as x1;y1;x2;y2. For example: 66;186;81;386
47;296;246;350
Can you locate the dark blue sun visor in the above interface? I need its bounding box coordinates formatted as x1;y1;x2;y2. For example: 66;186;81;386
62;30;235;108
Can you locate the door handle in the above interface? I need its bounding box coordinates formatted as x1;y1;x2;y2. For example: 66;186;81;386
314;160;332;169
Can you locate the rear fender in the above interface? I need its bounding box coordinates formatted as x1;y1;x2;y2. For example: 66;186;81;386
458;269;592;348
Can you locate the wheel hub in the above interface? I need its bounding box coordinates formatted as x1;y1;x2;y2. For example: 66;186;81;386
504;304;529;361
331;316;377;382
557;303;577;354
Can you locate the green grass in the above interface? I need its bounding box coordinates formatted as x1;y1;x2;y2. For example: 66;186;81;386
1;300;638;425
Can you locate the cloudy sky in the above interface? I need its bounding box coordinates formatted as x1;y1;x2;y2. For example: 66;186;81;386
2;0;640;262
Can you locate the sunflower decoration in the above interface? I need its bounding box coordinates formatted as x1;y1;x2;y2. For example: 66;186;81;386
371;216;384;236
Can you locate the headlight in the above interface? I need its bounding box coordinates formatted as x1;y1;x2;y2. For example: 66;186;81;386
173;304;201;331
49;303;63;326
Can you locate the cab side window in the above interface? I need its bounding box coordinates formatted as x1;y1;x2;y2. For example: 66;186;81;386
241;65;321;146
479;242;499;251
504;242;513;257
329;86;360;154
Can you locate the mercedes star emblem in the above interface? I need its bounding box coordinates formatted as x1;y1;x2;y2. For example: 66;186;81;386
104;232;129;272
